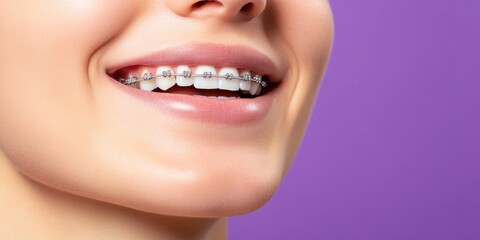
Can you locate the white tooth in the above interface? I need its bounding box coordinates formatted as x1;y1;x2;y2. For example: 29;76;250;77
156;67;176;91
218;67;240;91
218;96;229;99
249;82;261;96
256;86;263;95
240;79;252;91
194;66;218;89
176;65;193;87
139;71;157;91
239;70;252;91
240;70;251;77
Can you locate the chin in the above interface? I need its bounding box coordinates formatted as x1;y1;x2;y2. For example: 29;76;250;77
78;89;291;217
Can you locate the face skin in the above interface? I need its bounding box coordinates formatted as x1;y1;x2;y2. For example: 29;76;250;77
0;0;333;221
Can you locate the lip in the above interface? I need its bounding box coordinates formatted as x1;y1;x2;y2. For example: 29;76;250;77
106;43;282;83
104;44;284;124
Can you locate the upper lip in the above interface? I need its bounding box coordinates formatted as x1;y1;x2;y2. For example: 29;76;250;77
106;43;282;83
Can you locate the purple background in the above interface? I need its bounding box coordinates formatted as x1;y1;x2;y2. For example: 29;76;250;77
230;0;480;239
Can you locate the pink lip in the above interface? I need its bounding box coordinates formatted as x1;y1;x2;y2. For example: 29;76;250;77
105;44;283;124
107;43;281;82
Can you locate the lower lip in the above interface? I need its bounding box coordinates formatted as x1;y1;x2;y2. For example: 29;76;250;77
108;77;278;124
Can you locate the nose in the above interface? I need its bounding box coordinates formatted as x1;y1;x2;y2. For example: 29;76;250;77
166;0;267;21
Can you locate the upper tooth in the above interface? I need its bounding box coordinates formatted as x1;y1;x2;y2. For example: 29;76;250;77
127;66;264;96
194;66;218;89
218;67;240;91
139;70;157;91
176;65;193;87
240;80;252;91
250;82;261;96
156;67;176;91
239;70;252;91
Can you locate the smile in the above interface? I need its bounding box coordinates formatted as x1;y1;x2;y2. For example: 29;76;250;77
104;44;284;123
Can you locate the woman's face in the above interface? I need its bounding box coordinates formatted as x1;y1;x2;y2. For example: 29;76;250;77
0;0;332;217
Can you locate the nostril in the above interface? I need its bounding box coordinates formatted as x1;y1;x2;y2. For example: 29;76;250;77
192;0;222;10
240;2;254;14
185;0;265;20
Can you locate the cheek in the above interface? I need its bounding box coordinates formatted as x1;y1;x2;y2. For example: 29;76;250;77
271;1;333;164
0;1;138;177
0;0;138;59
0;0;139;125
276;1;333;72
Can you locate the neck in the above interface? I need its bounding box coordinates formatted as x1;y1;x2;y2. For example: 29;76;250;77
0;153;227;240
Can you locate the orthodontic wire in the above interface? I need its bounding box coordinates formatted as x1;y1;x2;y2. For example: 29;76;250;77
118;70;267;88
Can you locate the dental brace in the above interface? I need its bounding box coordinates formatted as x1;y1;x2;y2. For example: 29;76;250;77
119;70;268;88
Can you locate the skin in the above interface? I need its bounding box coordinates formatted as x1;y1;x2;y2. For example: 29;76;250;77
0;0;333;239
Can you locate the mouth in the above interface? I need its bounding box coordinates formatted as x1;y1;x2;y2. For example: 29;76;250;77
104;44;283;123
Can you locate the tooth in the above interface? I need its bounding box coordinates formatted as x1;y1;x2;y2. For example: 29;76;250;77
194;66;218;89
156;67;176;91
176;65;193;87
131;81;140;89
240;70;252;92
255;86;263;95
250;82;261;96
139;70;157;91
218;67;240;91
240;79;252;91
239;70;252;91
